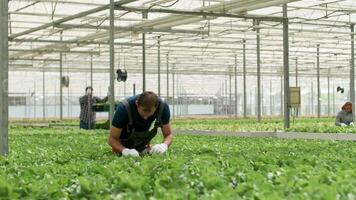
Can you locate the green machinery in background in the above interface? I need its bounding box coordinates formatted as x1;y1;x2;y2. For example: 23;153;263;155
92;102;120;130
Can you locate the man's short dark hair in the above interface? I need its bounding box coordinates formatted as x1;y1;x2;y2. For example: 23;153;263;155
137;91;158;111
85;86;93;92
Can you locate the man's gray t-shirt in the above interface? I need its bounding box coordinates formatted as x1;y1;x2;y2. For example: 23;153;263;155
335;110;354;126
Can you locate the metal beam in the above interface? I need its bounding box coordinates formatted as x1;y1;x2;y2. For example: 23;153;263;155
56;24;208;35
142;12;147;92
59;32;63;120
243;39;247;118
317;44;321;118
109;0;115;126
283;4;290;128
234;54;238;119
9;0;135;39
42;64;46;120
0;0;9;155
256;20;261;122
351;24;355;117
116;6;284;22
166;53;169;100
90;54;93;87
158;36;161;96
10;38;142;47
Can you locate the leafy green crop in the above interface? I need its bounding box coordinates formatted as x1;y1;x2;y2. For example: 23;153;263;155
172;117;356;133
0;126;355;199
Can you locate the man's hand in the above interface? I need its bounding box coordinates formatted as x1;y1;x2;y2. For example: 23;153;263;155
150;143;168;154
122;148;140;157
340;123;347;127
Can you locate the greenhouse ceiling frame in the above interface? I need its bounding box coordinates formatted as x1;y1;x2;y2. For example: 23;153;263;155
3;0;356;154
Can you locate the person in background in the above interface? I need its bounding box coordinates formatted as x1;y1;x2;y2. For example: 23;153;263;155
108;91;173;157
79;86;108;130
335;101;354;127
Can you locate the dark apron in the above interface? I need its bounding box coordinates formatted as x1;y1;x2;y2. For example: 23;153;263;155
119;98;165;152
120;122;159;152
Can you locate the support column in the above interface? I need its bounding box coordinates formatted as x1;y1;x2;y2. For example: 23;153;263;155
172;64;175;118
295;57;298;86
0;0;9;155
317;44;321;118
166;53;169;100
256;19;261;122
280;75;283;117
109;0;115;125
327;69;330;116
351;24;355;116
90;54;93;87
270;80;273;116
234;54;238;119
133;83;136;96
142;12;148;92
42;64;46;120
157;36;161;96
333;80;335;114
243;40;247;118
59;32;63;120
229;70;232;117
283;4;290;128
311;80;314;115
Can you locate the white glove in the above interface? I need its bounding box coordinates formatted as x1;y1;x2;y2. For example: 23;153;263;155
121;148;139;157
150;143;168;154
340;123;347;127
349;122;354;127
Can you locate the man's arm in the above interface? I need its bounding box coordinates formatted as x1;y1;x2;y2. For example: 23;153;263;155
108;126;126;153
161;124;173;147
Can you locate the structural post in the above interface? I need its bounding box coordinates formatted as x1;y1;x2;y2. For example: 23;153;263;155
42;64;46;120
283;4;290;128
229;69;232;117
243;40;247;118
234;54;238;119
133;83;136;96
327;69;330;116
270;80;273;116
311;80;314;115
157;36;161;96
166;53;169;100
351;24;355;116
59;32;63;120
295;57;298;86
317;44;321;118
172;64;175;118
34;82;36;118
280;75;283;117
0;0;9;155
90;54;93;87
142;12;148;92
225;78;228;116
333;80;336;114
109;0;115;125
256;19;261;122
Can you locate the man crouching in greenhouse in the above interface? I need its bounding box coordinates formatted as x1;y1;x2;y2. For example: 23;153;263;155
108;91;173;157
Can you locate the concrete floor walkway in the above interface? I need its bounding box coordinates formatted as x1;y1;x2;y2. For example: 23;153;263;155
173;130;356;141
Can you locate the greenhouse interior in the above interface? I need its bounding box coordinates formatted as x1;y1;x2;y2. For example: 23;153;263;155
0;0;356;199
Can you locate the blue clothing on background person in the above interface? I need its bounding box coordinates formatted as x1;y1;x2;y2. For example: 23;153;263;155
112;95;170;140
